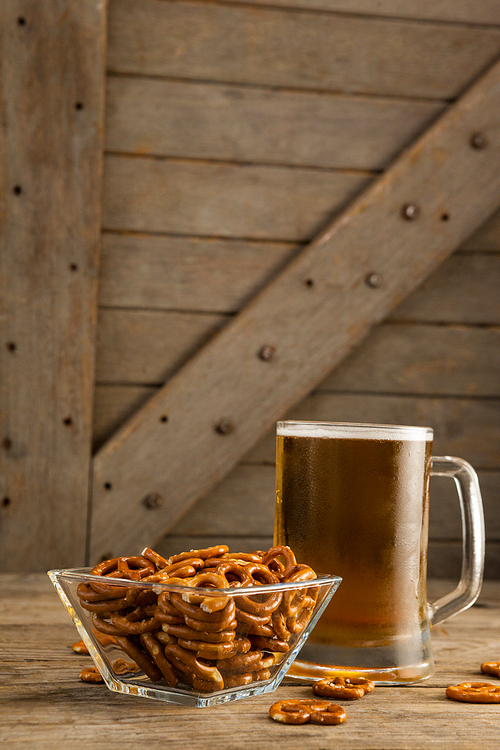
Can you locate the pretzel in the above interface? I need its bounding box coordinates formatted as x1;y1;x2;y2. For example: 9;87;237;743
313;677;374;700
163;642;224;690
223;672;253;688
78;543;320;694
144;558;205;582
111;658;141;675
80;666;104;684
261;546;298;580
213;561;253;587
481;661;500;678
161;622;236;643
114;635;163;682
269;699;346;725
168;545;229;564
109;608;160;635
217;649;262;674
140;632;178;686
170;592;236;627
446;682;500;703
78;596;131;614
249;634;290;653
72;632;117;654
178;638;236;660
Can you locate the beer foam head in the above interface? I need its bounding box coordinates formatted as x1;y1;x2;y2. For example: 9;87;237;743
277;421;433;441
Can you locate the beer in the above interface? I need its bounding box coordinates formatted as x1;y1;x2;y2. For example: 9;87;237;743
275;421;433;675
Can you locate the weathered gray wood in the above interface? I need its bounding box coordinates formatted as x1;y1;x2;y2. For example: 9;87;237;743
458;207;500;251
98;234;499;316
95;315;500;395
0;0;107;571
107;0;500;100
321;323;500;395
102;156;372;241
213;0;500;25
99;233;296;312
90;59;500;562
245;393;500;469
390;253;500;324
1;574;500;749
105;76;445;170
95;308;229;384
93;385;156;451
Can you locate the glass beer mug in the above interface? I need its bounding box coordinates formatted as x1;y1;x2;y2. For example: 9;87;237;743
275;421;485;683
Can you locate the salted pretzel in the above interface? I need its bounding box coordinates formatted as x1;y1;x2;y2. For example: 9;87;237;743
168;545;229;565
481;661;500;678
164;642;224;690
262;546;298;580
140;632;178;686
77;543;319;693
313;676;374;700
269;699;347;725
446;682;500;703
80;666;104;684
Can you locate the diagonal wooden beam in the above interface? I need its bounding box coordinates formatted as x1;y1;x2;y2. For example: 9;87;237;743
90;57;500;563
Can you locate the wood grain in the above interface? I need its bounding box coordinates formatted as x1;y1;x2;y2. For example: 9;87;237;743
245;392;500;469
102;155;372;241
98;233;297;312
212;0;500;25
107;0;500;99
90;59;500;562
105;75;445;169
0;0;107;571
95;308;228;384
1;574;500;749
461;206;500;250
95;315;500;395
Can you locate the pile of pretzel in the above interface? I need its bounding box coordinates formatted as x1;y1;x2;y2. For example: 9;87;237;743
77;544;319;692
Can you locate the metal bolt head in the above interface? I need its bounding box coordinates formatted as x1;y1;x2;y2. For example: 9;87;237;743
470;132;488;150
401;203;420;220
214;418;235;435
366;273;382;289
142;492;164;509
258;345;276;361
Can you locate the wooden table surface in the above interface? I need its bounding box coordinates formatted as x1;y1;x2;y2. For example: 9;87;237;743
1;574;499;749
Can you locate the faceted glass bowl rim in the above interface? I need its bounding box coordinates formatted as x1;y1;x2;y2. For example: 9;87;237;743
48;567;342;595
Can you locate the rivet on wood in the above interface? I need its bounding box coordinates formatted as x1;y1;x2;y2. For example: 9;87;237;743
160;415;169;423
366;273;382;288
17;17;26;26
142;492;164;509
401;203;420;220
258;345;276;361
470;132;488;150
304;278;314;287
2;438;12;450
103;482;112;490
13;185;22;195
62;416;73;426
75;102;84;111
69;263;78;272
2;497;11;507
215;418;235;435
6;342;17;352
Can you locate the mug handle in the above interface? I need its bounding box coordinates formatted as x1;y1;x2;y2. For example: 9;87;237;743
427;456;485;627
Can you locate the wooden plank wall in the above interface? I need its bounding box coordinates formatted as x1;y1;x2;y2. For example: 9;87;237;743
94;0;500;577
0;0;107;571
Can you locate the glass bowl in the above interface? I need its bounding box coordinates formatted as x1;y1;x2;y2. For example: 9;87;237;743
48;567;341;707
